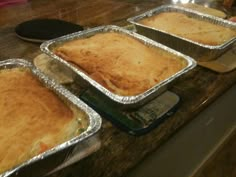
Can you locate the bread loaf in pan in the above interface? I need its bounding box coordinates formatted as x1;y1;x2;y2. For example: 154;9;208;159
54;32;187;96
128;5;236;61
139;12;236;46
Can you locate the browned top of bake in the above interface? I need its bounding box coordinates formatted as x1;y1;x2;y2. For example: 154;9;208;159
139;12;236;45
54;32;187;96
0;68;85;173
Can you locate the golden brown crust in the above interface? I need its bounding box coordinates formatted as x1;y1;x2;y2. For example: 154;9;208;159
140;12;236;45
0;68;85;173
54;32;187;96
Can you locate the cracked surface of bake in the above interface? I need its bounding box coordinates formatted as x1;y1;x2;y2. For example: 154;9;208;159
54;32;187;96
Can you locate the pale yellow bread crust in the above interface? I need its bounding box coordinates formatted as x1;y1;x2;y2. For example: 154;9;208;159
140;12;236;46
54;32;187;96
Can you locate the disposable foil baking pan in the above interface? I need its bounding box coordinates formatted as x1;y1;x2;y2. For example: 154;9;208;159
127;5;236;61
0;59;102;177
40;25;196;108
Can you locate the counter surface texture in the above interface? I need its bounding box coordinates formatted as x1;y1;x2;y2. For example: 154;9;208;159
0;0;235;177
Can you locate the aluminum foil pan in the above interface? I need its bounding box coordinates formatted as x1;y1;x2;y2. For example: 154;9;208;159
40;25;196;108
0;59;102;177
127;5;236;62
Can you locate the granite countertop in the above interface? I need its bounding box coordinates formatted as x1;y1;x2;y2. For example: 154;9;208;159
0;0;235;177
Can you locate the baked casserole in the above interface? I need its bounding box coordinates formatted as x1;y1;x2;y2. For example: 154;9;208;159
54;32;187;96
139;12;236;46
0;68;88;174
